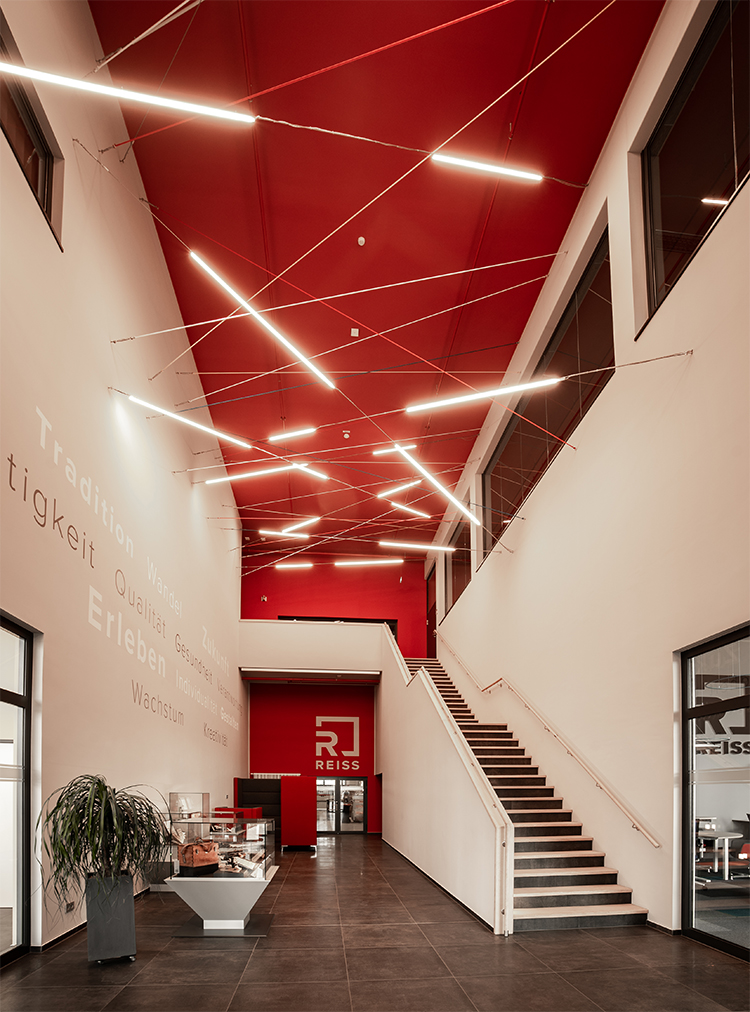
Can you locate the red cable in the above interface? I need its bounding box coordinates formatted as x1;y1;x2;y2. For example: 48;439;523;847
113;0;517;148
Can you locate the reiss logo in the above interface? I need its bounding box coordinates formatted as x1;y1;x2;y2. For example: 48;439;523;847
315;716;360;771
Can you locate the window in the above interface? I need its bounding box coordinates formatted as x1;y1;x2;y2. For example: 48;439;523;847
0;617;33;965
444;521;472;613
483;232;614;555
681;626;749;960
643;0;749;312
0;12;63;243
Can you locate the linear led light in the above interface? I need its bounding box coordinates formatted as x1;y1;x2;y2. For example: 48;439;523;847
282;517;320;533
380;540;455;553
268;427;317;442
334;559;404;567
0;61;255;124
258;529;310;540
372;444;417;456
393;444;480;527
128;394;252;448
190;252;335;390
295;464;329;481
206;464;296;485
406;377;561;414
376;480;422;499
432;152;542;183
701;197;729;206
206;462;329;485
387;500;430;519
275;563;313;569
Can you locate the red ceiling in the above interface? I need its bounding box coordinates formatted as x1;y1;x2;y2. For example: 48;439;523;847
88;0;663;575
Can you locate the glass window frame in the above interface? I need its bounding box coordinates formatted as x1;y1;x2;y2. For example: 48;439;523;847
642;0;749;316
0;11;64;248
482;230;614;557
0;615;33;966
443;520;472;615
681;624;750;961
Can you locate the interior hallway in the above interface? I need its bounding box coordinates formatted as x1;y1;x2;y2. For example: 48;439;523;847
1;836;747;1012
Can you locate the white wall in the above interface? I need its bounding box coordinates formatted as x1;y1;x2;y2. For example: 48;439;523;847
239;619;386;673
0;1;246;945
437;1;749;931
376;644;498;927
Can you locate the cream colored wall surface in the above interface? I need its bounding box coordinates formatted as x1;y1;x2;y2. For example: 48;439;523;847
239;619;386;673
0;1;245;945
376;645;497;927
440;164;749;936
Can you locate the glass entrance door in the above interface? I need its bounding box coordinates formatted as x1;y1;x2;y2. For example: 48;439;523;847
0;618;32;964
682;627;749;959
316;778;366;834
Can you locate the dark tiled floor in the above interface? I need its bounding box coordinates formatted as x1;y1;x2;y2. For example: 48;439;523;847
2;836;748;1012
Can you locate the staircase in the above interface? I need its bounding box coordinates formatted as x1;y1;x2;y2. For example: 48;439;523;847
406;658;648;932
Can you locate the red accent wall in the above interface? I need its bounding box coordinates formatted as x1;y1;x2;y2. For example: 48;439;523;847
241;557;426;657
249;683;381;832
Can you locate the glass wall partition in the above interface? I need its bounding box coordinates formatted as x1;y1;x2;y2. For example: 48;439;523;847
483;232;614;555
0;617;32;965
643;0;749;312
316;778;366;834
682;626;749;959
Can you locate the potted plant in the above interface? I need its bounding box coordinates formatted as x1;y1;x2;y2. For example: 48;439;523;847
38;774;170;962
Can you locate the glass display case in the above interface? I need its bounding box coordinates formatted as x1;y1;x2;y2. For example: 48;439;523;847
165;817;276;936
170;816;275;880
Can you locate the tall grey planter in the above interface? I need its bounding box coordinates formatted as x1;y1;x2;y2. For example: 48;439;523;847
85;874;136;962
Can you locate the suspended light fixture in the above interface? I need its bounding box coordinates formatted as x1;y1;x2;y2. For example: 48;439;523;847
386;501;430;519
379;540;455;552
258;530;311;540
376;480;422;499
432;151;542;183
275;563;313;569
127;394;252;448
0;61;255;124
282;517;320;533
205;464;297;485
701;197;729;206
393;445;480;527
206;462;329;485
268;427;317;442
334;559;404;567
372;444;416;456
406;377;561;414
190;252;336;390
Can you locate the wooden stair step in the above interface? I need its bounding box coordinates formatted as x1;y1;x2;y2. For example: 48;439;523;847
513;903;648;931
514;884;633;908
508;809;573;822
514;850;607;869
515;867;619;888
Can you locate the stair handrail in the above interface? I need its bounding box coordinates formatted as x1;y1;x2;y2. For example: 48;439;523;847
437;633;661;850
415;665;515;936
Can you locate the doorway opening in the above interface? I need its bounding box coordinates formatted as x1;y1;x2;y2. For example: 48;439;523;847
316;778;367;834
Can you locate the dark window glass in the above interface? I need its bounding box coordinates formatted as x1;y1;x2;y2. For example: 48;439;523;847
643;0;749;311
483;233;613;554
444;522;472;612
0;42;54;220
